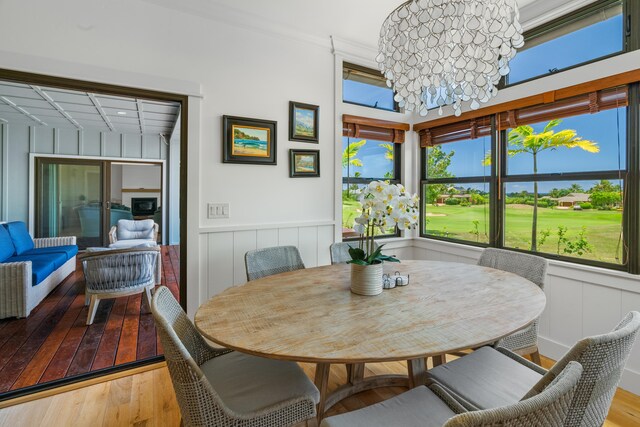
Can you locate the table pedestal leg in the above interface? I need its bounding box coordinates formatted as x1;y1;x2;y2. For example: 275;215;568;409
407;358;427;388
347;363;365;384
314;363;331;423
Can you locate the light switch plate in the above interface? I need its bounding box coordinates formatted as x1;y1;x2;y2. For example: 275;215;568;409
208;203;230;218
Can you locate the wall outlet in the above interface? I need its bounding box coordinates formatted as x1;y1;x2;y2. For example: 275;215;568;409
207;203;230;219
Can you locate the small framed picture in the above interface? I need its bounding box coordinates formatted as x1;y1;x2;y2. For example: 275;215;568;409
223;115;277;165
289;149;320;178
289;101;319;143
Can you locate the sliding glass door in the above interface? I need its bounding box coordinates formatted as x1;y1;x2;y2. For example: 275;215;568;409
36;158;107;248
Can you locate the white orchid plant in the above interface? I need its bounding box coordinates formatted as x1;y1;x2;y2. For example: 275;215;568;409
348;180;420;266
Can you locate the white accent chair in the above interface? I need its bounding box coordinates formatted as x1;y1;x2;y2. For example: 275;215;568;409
108;219;159;249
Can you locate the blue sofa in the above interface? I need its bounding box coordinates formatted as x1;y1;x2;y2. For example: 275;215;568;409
0;221;78;318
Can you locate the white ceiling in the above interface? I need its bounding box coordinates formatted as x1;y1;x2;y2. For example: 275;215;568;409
143;0;574;49
0;80;180;136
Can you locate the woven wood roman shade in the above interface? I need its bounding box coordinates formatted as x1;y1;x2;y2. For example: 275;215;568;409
419;116;492;148
497;86;628;129
418;85;628;147
343;114;410;143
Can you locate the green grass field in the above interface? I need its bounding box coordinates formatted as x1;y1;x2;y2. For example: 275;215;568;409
343;199;623;264
424;204;623;264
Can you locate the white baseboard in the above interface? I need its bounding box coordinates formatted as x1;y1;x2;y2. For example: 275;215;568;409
539;336;640;395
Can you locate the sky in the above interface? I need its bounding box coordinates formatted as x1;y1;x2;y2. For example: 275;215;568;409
344;10;625;194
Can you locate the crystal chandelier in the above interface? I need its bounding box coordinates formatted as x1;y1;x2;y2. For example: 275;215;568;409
376;0;524;117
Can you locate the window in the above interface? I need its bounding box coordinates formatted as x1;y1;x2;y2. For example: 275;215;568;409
507;0;624;85
419;83;632;270
343;62;399;112
342;115;406;240
420;118;492;245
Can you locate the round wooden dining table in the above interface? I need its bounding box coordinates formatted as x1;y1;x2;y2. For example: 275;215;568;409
194;260;546;420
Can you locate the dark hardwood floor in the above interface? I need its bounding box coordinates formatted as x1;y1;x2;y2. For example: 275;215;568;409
0;245;180;393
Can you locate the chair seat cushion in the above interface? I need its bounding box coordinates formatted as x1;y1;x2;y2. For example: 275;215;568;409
320;385;456;427
428;346;543;410
4;221;34;255
200;351;319;415
0;225;16;262
23;245;78;260
108;239;157;249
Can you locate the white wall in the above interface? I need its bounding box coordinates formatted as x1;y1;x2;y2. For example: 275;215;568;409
0;121;165;223
119;164;161;208
110;163;123;202
168;120;180;245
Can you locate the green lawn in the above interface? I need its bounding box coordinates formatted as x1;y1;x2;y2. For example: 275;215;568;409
424;204;623;264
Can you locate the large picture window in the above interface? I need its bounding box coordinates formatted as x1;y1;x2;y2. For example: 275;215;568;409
506;0;624;85
420;84;632;270
342;115;406;240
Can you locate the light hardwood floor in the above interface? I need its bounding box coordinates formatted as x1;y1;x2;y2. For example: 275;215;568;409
0;357;638;427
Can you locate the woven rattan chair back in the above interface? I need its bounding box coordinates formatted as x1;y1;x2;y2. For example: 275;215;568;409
151;286;233;427
527;311;640;427
245;246;305;281
477;248;547;288
444;361;583;427
477;248;548;357
82;249;158;293
330;241;379;265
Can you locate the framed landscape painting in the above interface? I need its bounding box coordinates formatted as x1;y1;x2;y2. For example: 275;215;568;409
289;101;319;143
289;149;320;177
223;115;277;165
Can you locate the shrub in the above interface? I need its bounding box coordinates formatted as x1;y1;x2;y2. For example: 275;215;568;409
445;198;461;205
460;200;470;207
580;202;593;210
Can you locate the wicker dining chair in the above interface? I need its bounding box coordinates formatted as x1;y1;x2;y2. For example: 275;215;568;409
329;241;379;265
82;247;160;325
151;286;319;427
320;361;583;427
428;311;640;427
245;245;305;281
477;248;548;363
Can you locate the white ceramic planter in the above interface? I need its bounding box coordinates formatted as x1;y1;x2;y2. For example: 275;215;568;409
350;263;383;296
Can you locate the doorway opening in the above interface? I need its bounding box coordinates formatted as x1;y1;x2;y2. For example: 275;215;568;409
0;69;188;400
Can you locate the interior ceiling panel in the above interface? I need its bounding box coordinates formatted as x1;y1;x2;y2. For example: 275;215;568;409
0;80;180;136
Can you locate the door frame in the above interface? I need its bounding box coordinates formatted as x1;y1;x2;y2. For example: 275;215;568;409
0;68;189;402
33;156;165;247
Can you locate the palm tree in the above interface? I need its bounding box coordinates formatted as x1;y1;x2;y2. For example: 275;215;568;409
379;143;394;179
342;139;366;198
342;139;366;169
485;119;599;251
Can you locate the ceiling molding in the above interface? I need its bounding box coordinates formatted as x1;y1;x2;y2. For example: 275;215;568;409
0;95;47;126
88;93;115;132
331;36;378;68
141;0;332;51
31;85;83;129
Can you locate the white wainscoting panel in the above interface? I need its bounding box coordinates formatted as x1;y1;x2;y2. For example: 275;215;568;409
410;237;640;394
200;223;336;300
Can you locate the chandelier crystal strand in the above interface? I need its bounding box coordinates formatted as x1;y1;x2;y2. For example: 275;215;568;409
376;0;524;117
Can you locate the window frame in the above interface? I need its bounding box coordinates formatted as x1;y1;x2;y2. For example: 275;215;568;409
342;62;401;113
419;85;637;272
342;137;402;240
503;0;632;88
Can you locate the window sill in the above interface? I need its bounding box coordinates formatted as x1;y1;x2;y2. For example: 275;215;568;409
413;237;640;293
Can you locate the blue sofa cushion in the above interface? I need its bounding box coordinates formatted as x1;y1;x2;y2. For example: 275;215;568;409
7;252;68;270
3;255;56;286
0;225;16;262
4;222;34;255
23;245;78;261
